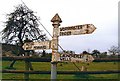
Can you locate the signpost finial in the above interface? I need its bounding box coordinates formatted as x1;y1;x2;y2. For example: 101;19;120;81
51;13;62;23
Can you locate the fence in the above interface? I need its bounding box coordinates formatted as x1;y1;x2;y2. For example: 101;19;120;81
1;56;120;80
2;56;120;62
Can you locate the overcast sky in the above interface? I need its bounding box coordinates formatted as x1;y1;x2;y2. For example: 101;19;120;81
0;0;119;53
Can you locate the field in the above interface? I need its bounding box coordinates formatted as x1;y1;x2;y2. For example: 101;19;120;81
2;61;120;80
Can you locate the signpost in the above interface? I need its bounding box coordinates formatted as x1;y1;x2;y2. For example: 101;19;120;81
59;24;96;36
50;13;96;80
60;53;94;63
23;13;96;80
23;41;51;50
51;13;62;80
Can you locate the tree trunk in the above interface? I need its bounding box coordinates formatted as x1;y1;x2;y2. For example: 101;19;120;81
9;26;24;68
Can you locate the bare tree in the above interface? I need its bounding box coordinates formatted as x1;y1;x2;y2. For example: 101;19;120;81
108;46;119;56
2;4;47;45
1;4;47;68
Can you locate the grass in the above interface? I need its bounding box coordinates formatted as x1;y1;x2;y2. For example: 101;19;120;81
2;61;120;80
2;73;119;80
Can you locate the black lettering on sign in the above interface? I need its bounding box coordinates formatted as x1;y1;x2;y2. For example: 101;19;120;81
60;31;71;36
60;27;65;31
34;46;46;49
60;25;83;31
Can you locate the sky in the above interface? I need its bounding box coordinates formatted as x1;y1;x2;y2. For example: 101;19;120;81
0;0;119;53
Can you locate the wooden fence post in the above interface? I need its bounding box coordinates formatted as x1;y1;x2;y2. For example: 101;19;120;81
24;52;29;81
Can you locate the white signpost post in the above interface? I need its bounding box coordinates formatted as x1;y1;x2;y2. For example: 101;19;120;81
23;13;96;80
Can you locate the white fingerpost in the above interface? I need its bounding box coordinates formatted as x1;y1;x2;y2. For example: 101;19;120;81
51;13;62;80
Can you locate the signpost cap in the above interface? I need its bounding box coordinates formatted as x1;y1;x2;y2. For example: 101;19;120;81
51;13;62;23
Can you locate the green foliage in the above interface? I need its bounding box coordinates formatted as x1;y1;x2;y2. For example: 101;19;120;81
91;50;100;58
99;52;107;58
